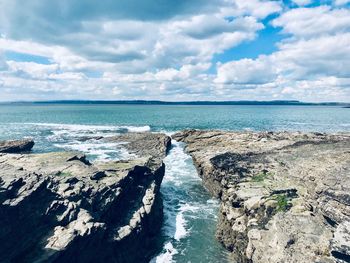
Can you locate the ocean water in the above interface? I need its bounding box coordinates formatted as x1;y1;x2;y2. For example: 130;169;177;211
0;104;349;262
151;141;227;263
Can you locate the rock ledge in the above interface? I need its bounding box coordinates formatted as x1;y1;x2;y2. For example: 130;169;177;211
0;133;171;263
173;130;350;263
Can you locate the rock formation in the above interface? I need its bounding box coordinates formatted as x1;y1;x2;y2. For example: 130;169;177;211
0;139;34;153
0;133;171;263
106;132;171;161
173;130;350;263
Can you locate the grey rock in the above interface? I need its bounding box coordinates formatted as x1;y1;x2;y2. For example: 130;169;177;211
0;133;171;263
0;139;34;153
331;221;350;263
173;129;350;263
106;132;171;165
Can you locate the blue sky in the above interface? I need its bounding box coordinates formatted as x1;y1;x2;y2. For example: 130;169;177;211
0;0;349;102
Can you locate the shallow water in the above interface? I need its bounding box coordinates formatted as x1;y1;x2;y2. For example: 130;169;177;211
0;104;349;262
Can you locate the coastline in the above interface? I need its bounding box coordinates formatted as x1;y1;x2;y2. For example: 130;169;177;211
0;129;349;262
0;133;171;263
173;130;350;262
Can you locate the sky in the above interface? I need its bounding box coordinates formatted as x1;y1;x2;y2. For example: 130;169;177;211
0;0;350;102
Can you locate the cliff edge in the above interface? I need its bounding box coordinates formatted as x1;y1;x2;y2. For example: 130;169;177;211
173;130;350;263
0;133;171;263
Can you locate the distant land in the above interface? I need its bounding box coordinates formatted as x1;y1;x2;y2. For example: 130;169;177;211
1;100;349;106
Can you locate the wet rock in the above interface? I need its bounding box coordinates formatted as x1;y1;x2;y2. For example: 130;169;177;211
173;130;350;263
0;139;34;153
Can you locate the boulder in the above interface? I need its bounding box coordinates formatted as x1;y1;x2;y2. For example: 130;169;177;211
0;139;34;153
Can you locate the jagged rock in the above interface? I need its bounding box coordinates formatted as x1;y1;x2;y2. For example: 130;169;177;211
0;139;34;153
331;221;350;262
173;130;350;263
0;133;171;263
106;132;171;164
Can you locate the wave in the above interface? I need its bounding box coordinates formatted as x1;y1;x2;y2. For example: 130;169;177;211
124;125;151;132
16;123;148;161
152;140;218;262
150;242;178;263
54;141;136;162
22;123;151;133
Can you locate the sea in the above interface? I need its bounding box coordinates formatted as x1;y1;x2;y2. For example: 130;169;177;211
0;104;349;263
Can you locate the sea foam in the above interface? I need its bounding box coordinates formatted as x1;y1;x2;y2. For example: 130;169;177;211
22;123;147;161
24;123;151;133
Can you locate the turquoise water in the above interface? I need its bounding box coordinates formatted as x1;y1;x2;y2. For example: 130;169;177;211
0;104;349;136
151;141;228;263
0;104;349;263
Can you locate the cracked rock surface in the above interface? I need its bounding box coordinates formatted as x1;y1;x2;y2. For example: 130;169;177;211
0;133;171;263
173;130;350;263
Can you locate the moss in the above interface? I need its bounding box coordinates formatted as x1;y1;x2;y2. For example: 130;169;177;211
58;171;73;176
274;194;289;212
252;172;273;182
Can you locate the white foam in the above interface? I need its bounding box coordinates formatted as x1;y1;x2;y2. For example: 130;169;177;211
151;242;178;263
162;140;200;186
151;140;205;262
25;122;117;131
174;203;201;241
54;141;135;161
20;122;149;161
23;123;151;133
123;125;151;132
174;211;187;241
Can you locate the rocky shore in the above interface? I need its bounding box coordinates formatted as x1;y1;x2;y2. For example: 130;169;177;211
1;130;349;263
173;130;350;263
0;133;171;263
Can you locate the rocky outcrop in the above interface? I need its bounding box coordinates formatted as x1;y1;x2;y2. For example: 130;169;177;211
106;132;171;161
0;133;171;263
0;139;34;153
173;130;350;263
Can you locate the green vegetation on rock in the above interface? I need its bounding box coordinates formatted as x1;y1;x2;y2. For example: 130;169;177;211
274;194;289;212
252;172;273;182
58;171;73;176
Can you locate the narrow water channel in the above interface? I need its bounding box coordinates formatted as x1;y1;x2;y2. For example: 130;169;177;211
152;141;229;263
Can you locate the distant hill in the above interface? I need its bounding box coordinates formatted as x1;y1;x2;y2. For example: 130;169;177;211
1;100;350;106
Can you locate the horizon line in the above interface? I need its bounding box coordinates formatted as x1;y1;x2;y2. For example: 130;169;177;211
0;99;349;106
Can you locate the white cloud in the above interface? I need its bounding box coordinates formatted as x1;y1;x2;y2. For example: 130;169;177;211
214;32;350;101
220;0;282;19
272;6;350;37
0;50;7;70
334;0;350;6
214;4;350;102
215;57;276;84
6;61;59;79
0;1;349;102
175;15;263;39
292;0;313;6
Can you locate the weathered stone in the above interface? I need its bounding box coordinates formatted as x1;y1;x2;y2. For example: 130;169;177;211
331;221;350;262
106;132;171;166
173;130;350;263
0;139;34;153
0;133;171;263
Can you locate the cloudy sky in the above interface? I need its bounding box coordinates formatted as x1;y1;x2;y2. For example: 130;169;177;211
0;0;349;102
